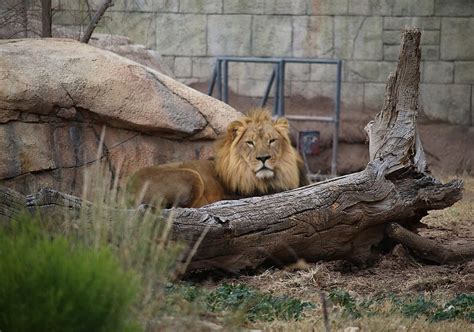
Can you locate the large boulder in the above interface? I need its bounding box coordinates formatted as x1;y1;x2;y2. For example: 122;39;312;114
0;38;241;195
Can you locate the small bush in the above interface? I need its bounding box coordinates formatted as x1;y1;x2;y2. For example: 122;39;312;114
0;218;140;332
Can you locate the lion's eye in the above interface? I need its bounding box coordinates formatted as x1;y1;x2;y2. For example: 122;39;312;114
269;139;276;145
246;141;255;147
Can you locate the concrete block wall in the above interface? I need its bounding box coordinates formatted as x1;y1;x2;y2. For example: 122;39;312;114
54;0;474;126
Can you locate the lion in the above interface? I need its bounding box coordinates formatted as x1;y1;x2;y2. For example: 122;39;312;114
126;109;309;208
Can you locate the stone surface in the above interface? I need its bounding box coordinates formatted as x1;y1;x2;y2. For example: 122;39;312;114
421;84;472;125
454;62;474;83
95;12;156;49
335;16;383;60
98;43;174;77
345;61;396;83
423;61;454;83
364;83;386;111
384;17;440;30
223;0;265;14
180;0;223;13
310;64;338;82
207;15;252;56
434;0;474;17
192;57;214;79
292;16;334;58
252;15;292;56
310;0;349;15
174;57;193;78
155;14;207;56
391;0;434;16
440;18;474;60
265;0;307;15
348;0;392;15
0;38;242;194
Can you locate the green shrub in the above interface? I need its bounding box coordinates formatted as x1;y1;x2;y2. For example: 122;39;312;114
0;218;140;332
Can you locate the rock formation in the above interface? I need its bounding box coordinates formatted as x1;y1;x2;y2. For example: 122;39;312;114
0;38;241;195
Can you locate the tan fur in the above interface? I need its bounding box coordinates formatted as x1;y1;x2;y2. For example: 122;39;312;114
127;109;309;208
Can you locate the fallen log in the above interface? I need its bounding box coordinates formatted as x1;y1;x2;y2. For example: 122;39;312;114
0;28;469;273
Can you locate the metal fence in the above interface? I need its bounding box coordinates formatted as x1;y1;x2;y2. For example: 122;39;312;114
208;56;342;176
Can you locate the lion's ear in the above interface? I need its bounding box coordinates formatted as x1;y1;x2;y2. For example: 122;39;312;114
227;120;246;140
273;117;289;131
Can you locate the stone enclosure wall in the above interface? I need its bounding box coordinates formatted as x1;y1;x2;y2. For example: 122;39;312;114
52;0;473;125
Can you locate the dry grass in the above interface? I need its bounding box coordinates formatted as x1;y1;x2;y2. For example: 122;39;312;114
213;175;474;330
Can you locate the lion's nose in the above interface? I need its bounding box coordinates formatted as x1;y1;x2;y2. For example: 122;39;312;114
256;155;271;163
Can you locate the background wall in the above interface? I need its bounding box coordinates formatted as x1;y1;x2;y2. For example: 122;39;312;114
53;0;474;125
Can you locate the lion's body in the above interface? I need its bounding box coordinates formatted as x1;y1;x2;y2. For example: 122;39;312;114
127;109;309;208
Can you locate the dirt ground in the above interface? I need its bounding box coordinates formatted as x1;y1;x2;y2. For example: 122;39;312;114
189;84;473;328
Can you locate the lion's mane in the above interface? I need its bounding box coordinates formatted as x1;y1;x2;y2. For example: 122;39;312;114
214;109;308;196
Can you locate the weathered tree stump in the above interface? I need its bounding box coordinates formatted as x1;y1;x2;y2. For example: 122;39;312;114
0;28;470;273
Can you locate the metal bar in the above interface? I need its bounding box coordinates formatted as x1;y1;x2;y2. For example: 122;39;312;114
273;63;280;116
260;65;277;108
277;60;285;117
216;59;222;100
215;56;341;65
331;60;343;176
285;115;335;123
223;60;229;103
207;64;217;96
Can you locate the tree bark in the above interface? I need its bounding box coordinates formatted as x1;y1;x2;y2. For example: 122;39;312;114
80;0;113;44
0;29;468;273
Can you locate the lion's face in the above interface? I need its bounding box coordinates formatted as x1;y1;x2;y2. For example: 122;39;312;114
215;109;306;196
235;121;286;180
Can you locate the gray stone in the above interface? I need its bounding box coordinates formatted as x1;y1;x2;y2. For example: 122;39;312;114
421;46;439;60
348;0;392;15
230;62;275;80
155;14;206;56
422;61;453;83
181;0;223;13
434;0;474;17
293;16;333;58
364;83;386;111
441;18;474;61
291;81;337;100
252;15;292;56
61;0;179;12
310;64;337;82
192;57;214;79
384;17;440;30
383;31;402;45
454;62;474;83
385;30;439;47
174;57;193;78
384;45;439;61
421;84;471;125
265;0;307;14
207;15;252;56
95;12;156;49
341;83;364;111
160;56;176;73
223;0;265;14
335;16;383;60
286;63;311;81
391;0;434;16
421;31;440;45
309;0;349;15
345;61;396;83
